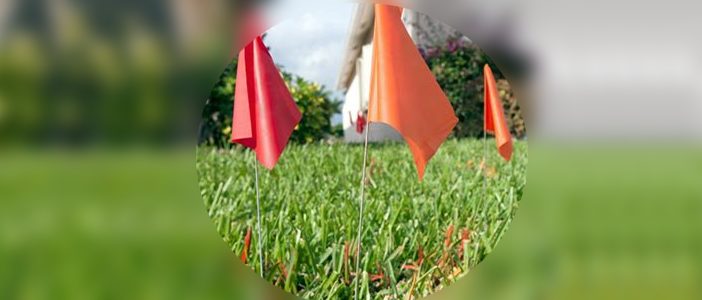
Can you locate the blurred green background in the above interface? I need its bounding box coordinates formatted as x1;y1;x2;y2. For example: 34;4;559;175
1;0;701;300
2;145;700;300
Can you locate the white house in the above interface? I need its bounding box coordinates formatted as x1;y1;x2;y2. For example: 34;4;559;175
336;4;459;143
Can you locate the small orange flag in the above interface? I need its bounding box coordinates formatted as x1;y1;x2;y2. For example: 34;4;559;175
368;4;458;180
483;64;513;161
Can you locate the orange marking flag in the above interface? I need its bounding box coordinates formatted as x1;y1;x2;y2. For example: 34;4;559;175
368;4;458;180
231;36;302;169
483;64;513;161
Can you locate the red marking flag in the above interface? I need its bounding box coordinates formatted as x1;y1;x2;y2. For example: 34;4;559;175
231;36;302;169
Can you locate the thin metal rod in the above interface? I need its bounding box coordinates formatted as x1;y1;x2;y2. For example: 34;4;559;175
354;120;371;300
254;158;264;278
483;129;488;230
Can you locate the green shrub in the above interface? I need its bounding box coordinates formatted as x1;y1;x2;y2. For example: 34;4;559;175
281;73;341;144
422;38;525;138
200;58;341;147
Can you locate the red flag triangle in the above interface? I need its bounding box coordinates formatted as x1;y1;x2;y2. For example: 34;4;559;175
231;36;302;169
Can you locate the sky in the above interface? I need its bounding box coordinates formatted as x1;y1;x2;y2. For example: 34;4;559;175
263;3;356;124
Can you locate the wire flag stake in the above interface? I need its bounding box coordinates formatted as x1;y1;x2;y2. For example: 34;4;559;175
254;155;264;278
354;120;372;300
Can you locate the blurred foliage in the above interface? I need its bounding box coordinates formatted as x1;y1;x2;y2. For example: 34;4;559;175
200;45;341;147
422;37;526;139
199;58;237;148
0;1;224;147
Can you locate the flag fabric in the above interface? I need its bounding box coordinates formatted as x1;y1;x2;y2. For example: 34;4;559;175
367;4;458;180
483;64;513;162
231;36;302;169
355;112;366;134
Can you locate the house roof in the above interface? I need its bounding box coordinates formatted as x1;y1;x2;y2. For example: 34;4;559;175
336;4;375;90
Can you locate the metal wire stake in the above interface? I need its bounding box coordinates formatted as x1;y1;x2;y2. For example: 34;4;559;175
354;120;371;300
254;156;264;278
483;128;488;231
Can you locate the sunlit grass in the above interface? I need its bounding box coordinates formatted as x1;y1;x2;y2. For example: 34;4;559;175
197;138;527;299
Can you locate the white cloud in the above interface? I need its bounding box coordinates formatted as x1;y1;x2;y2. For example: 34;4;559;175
264;4;354;92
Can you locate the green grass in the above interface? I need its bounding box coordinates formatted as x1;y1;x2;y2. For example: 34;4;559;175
197;138;527;299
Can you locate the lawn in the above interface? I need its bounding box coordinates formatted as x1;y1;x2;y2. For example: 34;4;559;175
196;138;527;299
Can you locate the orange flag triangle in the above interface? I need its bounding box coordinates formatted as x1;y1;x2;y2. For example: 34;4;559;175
483;64;513;161
368;4;458;181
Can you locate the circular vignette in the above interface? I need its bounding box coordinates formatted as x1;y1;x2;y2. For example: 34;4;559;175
197;3;528;300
